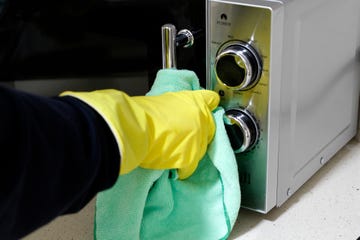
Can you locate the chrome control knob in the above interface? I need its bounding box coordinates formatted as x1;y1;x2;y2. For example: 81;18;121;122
215;41;262;90
224;108;259;153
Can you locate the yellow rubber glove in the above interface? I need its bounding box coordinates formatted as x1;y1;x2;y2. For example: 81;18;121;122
60;89;219;179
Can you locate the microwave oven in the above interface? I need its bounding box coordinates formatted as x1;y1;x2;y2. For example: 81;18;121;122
1;0;359;214
206;0;360;213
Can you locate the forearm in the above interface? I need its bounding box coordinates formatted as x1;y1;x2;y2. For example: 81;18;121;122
0;86;120;239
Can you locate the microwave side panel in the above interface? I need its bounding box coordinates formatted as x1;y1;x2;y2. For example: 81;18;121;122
276;0;360;206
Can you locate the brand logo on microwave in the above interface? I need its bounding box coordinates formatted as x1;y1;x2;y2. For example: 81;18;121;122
217;13;231;26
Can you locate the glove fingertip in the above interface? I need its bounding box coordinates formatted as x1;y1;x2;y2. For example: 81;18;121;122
200;90;220;111
177;164;197;180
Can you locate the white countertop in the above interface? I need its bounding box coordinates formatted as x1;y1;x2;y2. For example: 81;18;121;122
229;138;360;240
24;139;360;240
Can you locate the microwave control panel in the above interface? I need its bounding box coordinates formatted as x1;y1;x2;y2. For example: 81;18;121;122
207;0;272;212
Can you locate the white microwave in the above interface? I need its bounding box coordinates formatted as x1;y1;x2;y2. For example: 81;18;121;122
206;0;360;213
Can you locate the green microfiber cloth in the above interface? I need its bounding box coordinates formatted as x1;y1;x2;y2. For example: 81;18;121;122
94;69;240;240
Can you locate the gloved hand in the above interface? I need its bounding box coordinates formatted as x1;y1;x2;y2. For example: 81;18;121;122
60;88;219;179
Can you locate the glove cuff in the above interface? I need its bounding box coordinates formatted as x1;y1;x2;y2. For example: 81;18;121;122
60;90;148;174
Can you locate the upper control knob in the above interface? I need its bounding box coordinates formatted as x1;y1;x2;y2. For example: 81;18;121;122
214;41;262;90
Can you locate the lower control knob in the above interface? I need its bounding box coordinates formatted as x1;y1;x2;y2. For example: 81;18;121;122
223;108;259;153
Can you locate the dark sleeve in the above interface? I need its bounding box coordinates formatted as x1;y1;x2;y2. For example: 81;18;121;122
0;86;120;239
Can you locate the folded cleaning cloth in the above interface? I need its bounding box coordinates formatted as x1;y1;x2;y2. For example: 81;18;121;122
94;69;240;240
